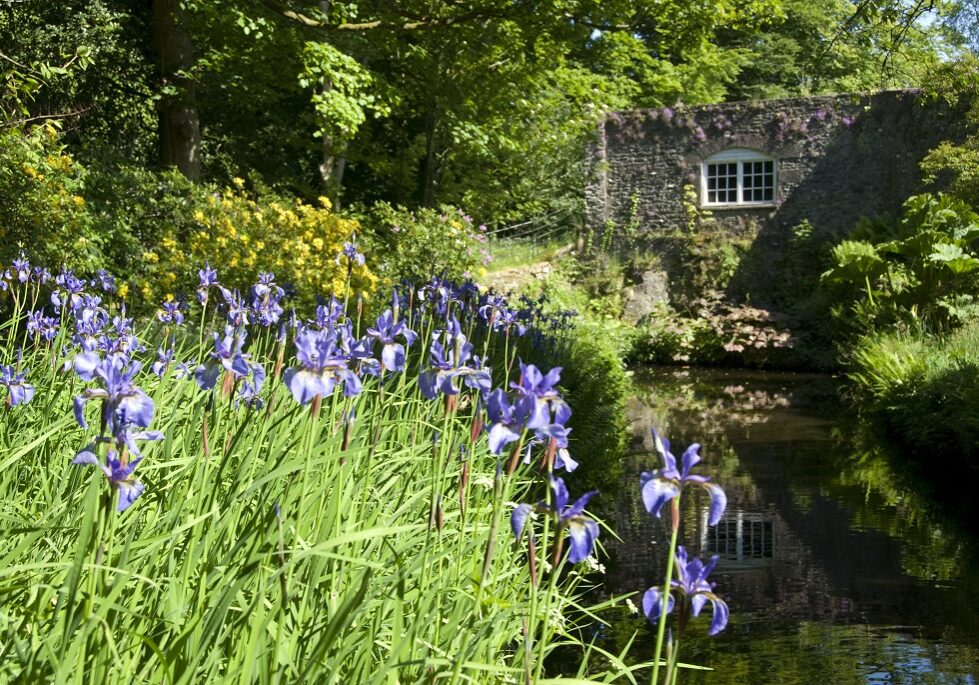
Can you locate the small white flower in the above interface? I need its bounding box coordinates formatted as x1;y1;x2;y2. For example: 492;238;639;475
472;475;494;490
625;598;639;615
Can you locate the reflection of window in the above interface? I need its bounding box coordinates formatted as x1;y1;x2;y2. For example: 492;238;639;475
702;149;776;207
705;512;774;560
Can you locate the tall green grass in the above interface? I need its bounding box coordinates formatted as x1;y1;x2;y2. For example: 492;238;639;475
0;281;641;683
848;321;979;463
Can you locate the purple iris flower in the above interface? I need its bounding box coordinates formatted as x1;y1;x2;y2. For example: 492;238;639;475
511;476;599;564
282;328;363;404
0;269;10;291
197;262;219;304
152;344;174;378
217;287;250;327
158;301;185;326
250;278;285;327
73;353;155;433
419;338;490;398
312;297;344;329
642;546;729;636
485;388;531;454
195;326;252;390
72;353;163;461
519;425;579;473
1;365;35;406
95;270;116;293
199;262;218;287
478;294;508;325
12;255;29;283
53;268;88;310
511;362;571;431
640;429;727;526
72;450;145;513
336;241;365;267
26;310;59;342
366;309;417;373
237;361;267;409
32;266;51;285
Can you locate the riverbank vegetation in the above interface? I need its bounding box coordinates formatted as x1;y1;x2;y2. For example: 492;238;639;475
815;60;979;463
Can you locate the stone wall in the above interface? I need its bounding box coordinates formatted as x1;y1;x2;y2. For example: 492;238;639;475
585;91;962;304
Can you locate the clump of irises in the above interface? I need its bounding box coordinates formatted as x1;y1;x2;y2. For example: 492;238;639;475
1;251;622;680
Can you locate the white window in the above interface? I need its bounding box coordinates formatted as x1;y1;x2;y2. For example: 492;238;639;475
701;149;776;207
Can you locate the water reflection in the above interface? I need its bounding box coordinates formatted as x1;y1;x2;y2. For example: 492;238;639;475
601;368;979;684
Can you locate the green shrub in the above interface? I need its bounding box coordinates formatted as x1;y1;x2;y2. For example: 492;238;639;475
821;192;979;335
0;124;96;268
359;203;491;285
518;318;630;494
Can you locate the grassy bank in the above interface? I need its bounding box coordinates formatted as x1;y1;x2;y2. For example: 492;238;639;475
848;321;979;465
0;266;636;683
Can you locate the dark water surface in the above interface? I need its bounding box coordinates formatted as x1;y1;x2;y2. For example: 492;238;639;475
601;368;979;684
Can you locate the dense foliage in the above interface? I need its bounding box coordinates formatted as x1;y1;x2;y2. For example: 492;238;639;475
0;0;962;229
821;193;979;335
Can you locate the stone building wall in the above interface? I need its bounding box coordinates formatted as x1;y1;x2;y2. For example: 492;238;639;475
584;91;962;304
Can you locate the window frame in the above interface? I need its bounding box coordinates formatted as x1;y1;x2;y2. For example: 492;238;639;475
700;149;777;208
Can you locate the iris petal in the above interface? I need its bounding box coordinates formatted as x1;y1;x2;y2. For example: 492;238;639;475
566;518;599;563
511;503;534;540
642;587;675;623
640;475;680;517
707;594;729;635
488;423;520;455
704;483;727;526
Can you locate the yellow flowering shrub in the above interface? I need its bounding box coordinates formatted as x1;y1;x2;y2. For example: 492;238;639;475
0;124;96;268
136;189;377;306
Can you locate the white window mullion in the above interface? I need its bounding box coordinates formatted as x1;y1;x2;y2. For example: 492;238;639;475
737;161;744;204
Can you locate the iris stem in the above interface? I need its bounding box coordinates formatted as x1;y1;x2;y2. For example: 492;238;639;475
651;496;681;685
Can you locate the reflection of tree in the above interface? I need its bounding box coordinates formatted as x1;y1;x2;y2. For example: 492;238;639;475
829;424;979;582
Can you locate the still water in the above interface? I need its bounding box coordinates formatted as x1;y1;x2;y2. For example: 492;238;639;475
601;368;979;684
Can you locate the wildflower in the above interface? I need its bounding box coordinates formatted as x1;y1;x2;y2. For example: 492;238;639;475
95;269;116;293
1;365;35;406
282;327;362;404
250;273;285;327
485;388;529;455
158;300;185;326
642;546;729;636
366;308;417;373
152;343;174;378
419;317;491;399
72;450;145;512
336;241;365;267
72;353;163;461
511;476;599;565
12;255;29;283
511;362;570;430
26;310;58;342
640;430;726;526
73;353;155;432
195;326;252;390
197;262;219;304
237;362;267;409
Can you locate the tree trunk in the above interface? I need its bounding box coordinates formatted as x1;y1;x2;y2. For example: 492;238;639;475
316;0;346;204
152;0;201;180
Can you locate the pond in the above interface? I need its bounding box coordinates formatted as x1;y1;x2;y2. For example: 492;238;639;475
599;367;979;684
